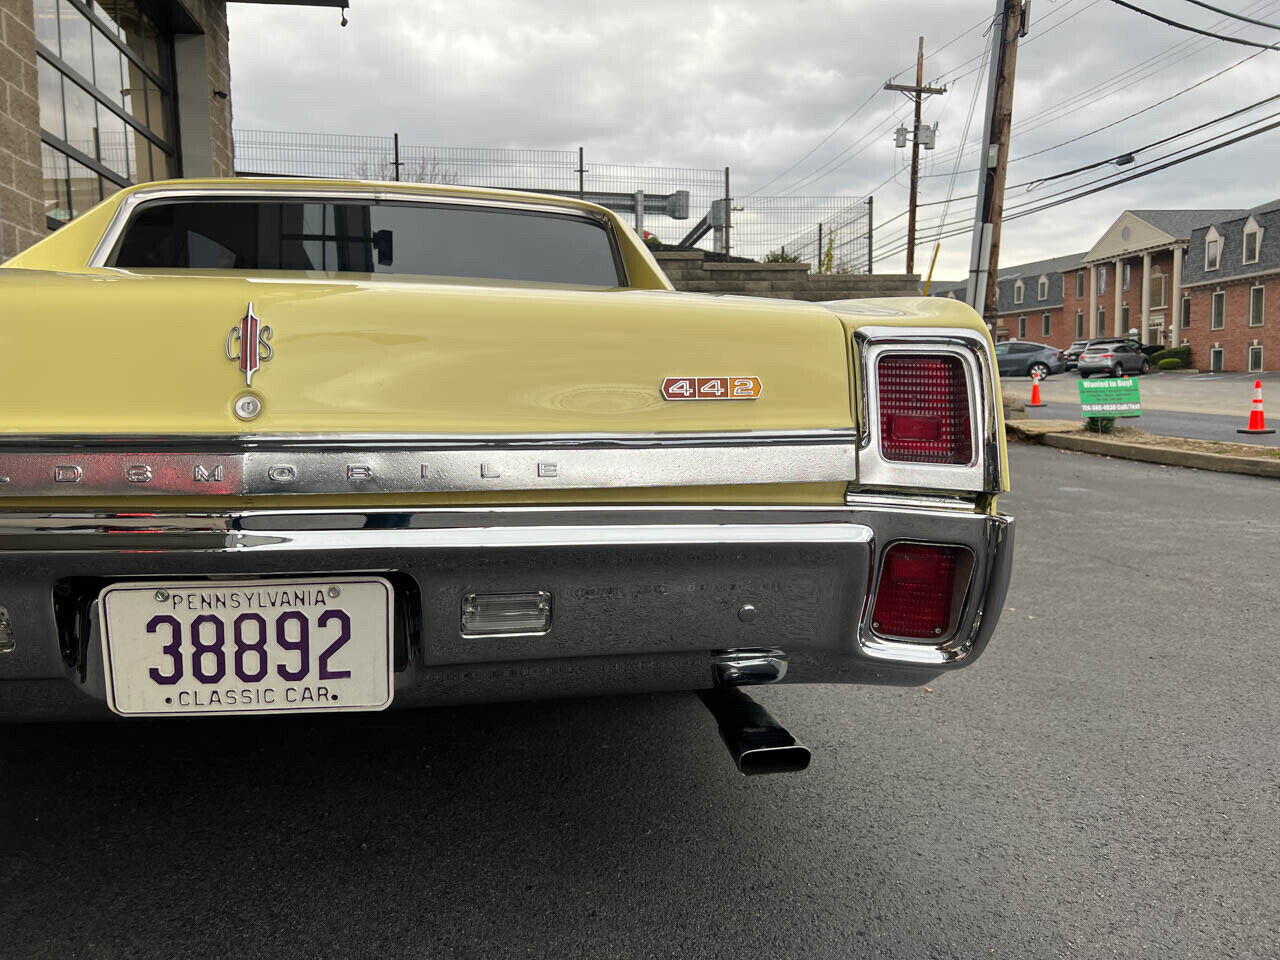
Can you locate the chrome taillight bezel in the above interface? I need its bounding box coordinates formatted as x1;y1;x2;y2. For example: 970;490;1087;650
855;326;1001;494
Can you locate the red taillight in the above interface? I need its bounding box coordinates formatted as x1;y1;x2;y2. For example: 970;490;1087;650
870;543;965;640
1099;352;1114;359
877;355;972;464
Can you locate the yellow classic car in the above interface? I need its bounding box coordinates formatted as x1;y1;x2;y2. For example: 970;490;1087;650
0;178;1013;774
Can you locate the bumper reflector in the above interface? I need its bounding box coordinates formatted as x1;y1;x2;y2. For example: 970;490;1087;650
462;591;552;637
877;354;972;464
870;544;963;640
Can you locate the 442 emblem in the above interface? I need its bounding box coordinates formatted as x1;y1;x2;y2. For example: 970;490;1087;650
661;377;762;401
225;302;273;386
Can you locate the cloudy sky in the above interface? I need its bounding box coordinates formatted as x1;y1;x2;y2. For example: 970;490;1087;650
227;0;1280;279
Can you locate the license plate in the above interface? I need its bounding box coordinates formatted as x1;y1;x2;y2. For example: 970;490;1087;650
99;577;394;717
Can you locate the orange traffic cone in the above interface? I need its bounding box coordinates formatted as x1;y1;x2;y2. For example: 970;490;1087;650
1027;370;1046;407
1238;379;1275;435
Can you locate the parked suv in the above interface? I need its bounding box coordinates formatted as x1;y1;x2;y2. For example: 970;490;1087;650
994;341;1067;379
1078;341;1151;377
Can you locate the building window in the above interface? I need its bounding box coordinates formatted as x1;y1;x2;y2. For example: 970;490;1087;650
1122;304;1130;330
1075;310;1084;338
1249;345;1264;372
1018;316;1027;338
1037;276;1048;301
1014;280;1024;305
1210;347;1224;373
35;0;177;227
1042;313;1052;336
1205;228;1220;271
1097;307;1105;332
1123;263;1131;291
1099;266;1107;294
1211;291;1226;329
1076;271;1085;299
1181;296;1191;329
1243;218;1262;265
1149;268;1166;309
1250;285;1265;326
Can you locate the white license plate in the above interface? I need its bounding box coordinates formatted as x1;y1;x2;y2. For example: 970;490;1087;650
99;576;394;717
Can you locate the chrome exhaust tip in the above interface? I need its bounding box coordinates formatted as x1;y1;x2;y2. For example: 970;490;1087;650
697;686;812;776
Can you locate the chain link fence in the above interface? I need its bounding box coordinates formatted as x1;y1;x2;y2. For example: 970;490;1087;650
233;130;872;272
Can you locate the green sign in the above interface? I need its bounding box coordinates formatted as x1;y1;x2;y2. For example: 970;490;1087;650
1078;376;1142;418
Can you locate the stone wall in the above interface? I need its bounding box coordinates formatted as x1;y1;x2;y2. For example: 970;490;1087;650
653;251;920;300
0;0;45;260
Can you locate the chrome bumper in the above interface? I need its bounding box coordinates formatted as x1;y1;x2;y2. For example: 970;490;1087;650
0;502;1013;719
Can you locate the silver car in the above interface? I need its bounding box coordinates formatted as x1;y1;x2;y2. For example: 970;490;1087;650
1078;341;1151;378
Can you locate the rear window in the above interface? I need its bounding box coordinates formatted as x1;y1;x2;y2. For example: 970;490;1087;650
109;198;624;287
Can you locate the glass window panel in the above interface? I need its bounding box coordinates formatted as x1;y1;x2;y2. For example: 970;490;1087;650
94;105;129;179
67;158;101;217
92;1;122;35
35;0;59;52
37;58;66;139
150;142;171;180
143;76;168;141
112;200;625;286
130;126;151;179
92;26;124;107
42;145;71;223
58;0;94;80
123;60;146;128
131;11;161;75
62;79;97;156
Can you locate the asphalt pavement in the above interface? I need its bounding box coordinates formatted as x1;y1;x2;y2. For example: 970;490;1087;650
1025;401;1280;447
2;446;1278;959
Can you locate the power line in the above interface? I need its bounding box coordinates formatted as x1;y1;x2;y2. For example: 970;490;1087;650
924;0;1280;169
1026;92;1280;184
748;12;995;196
1179;0;1280;29
919;45;1268;180
870;115;1280;262
1106;0;1280;48
876;106;1280;251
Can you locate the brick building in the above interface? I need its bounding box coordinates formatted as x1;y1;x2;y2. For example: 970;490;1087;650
1180;199;1279;373
0;0;341;260
931;205;1278;368
931;252;1085;347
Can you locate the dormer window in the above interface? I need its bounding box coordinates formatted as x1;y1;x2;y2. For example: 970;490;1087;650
1037;275;1048;300
1243;217;1262;265
1206;227;1221;271
1013;280;1024;304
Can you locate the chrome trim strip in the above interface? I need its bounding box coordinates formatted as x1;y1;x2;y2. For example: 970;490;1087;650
89;186;613;268
853;326;1001;494
0;428;858;449
0;506;873;553
0;437;857;497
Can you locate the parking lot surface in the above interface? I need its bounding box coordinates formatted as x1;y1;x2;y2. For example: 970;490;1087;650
2;445;1278;959
1019;369;1278;417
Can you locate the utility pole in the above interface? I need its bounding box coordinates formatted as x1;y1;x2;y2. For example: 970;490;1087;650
885;38;946;275
966;0;1028;334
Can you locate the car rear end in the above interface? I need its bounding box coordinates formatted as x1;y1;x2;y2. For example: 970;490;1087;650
1065;340;1090;369
1078;344;1123;377
0;181;1013;727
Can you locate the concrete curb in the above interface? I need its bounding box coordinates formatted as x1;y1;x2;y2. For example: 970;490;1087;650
1007;421;1280;478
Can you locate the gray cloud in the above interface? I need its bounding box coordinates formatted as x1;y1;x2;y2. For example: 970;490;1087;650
228;0;1280;278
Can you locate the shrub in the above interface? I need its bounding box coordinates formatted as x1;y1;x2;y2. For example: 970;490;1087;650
765;250;800;263
1085;417;1117;434
1157;357;1184;370
1150;344;1191;365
